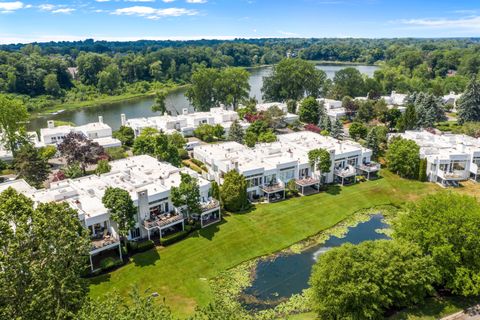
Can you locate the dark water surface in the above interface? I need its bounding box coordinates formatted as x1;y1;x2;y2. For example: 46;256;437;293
241;214;389;310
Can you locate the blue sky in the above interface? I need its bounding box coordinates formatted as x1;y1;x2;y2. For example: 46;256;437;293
1;0;480;44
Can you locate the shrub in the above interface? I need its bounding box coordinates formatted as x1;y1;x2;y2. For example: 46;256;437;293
160;230;188;246
106;147;128;160
191;158;205;167
178;148;189;160
305;123;321;133
128;239;154;253
99;257;123;272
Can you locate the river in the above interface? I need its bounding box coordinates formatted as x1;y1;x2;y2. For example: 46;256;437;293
27;64;378;131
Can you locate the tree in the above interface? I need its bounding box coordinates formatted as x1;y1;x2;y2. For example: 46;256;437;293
418;158;427;182
298;97;321;124
0;95;29;154
58;132;106;173
342;96;359;119
43;73;61;96
220;170;249;212
366;127;380;160
152;90;167;114
457;77;480;124
171;173;201;216
330;119;343;139
332;67;366;99
355;100;375;123
215;67;250;109
97;64;122;94
258;130;277;143
396;104;418;132
309;240;438;320
113;126;135;147
321;115;332;132
408;92;446;128
382;108;402;131
95;159;111;175
76;52;110;85
64;162;83;179
228;120;244;144
194;124;224;142
262;58;327;101
132;128;181;166
348;122;368;140
263;105;285;129
394;192;480;296
14;143;50;188
286;99;297;114
308;148;331;178
0;188;90;320
186;67;219;111
244;131;257;147
102;187;136;247
386;137;420;179
38;145;57;160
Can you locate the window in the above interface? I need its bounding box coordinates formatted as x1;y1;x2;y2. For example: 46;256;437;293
130;228;140;239
452;160;466;171
473;157;480;165
347;157;358;166
439;163;448;171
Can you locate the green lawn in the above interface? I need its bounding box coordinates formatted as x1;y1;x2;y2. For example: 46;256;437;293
89;171;438;317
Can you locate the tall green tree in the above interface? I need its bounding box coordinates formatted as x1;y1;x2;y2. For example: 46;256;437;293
132;128;181;166
262;58;327;101
332;67;366;99
186;67;219;111
396;104;418;132
457;77;480;124
97;64;122;94
330;119;343;139
0;188;90;320
386;137;420;179
43;73;61;96
308;148;331;177
348;122;368;140
394;192;480;296
14;143;50;188
221;170;249;212
309;240;438;320
102;187;137;246
227;120;244;144
152;90;168;114
0;94;29;154
113;126;135;147
215;67;250;109
298;96;321;124
366;127;380;160
171;173;201;217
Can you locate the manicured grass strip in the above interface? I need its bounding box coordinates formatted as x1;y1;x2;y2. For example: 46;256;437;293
88;171;438;317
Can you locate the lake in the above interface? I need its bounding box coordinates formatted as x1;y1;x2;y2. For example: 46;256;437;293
27;64;379;131
240;214;389;310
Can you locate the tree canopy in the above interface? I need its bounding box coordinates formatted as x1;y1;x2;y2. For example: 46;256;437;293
171;173;201;216
14;143;50;188
386;137;420;179
132;128;181;166
102;187;136;245
220;170;249;212
457;77;480;124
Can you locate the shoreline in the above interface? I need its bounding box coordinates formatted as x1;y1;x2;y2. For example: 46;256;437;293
29;84;190;119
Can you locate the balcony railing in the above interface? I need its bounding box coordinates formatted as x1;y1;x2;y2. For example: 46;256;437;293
295;176;320;186
261;182;285;193
201;198;220;212
357;162;381;172
144;213;184;229
334;165;357;178
438;170;465;180
91;234;119;251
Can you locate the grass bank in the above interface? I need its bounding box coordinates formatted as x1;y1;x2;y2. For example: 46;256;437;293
88;170;438;317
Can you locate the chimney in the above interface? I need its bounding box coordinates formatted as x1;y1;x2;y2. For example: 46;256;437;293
120;114;126;126
47;120;55;129
98;116;103;124
182;108;188;115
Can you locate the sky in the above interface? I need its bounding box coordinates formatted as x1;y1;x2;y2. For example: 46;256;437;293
1;0;480;44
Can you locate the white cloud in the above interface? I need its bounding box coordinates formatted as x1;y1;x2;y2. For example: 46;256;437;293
399;16;480;30
186;0;206;3
38;4;55;11
125;0;155;2
52;8;75;14
0;1;25;13
112;6;198;19
163;0;175;2
95;0;110;2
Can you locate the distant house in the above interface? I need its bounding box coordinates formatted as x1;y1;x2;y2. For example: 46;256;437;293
255;102;300;124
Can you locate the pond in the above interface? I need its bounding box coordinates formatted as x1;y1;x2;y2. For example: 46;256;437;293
240;214;389;310
27;64;379;131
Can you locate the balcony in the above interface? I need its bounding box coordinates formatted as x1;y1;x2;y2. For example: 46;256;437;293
295;176;320;187
334;165;357;178
143;213;184;230
260;182;285;193
201;198;220;212
438;170;465;180
90;233;120;252
357;162;381;173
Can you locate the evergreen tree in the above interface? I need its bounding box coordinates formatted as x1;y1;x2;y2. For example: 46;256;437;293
366;128;380;160
14;143;50;188
397;104;418;132
221;170;249;212
418;158;427;182
330;119;343;139
411;92;446;128
458;78;480;124
321;116;332;132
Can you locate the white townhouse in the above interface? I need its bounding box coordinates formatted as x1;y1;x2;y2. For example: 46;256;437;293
123;107;250;138
392;130;480;187
194;131;378;201
0;155;221;272
317;98;346;120
39;116;121;148
442;91;462;111
0;131;43;161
